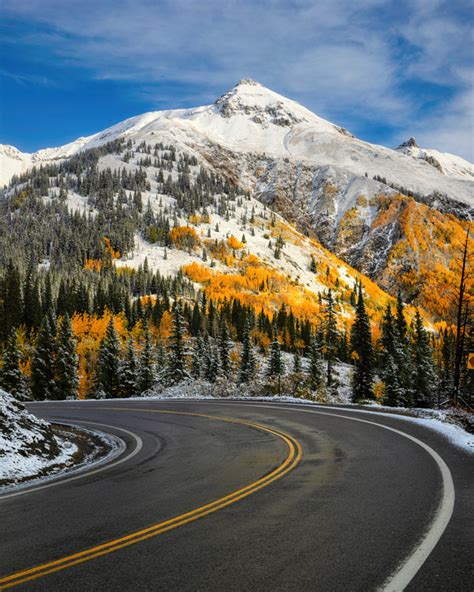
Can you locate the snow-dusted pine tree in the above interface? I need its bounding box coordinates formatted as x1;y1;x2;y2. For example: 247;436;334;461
191;335;204;379
161;301;190;385
239;318;256;383
0;331;29;400
308;337;323;391
350;285;374;402
31;312;57;400
120;338;139;398
96;318;122;398
54;313;79;400
323;289;338;387
412;310;437;408
267;327;284;378
218;321;231;379
293;349;302;374
138;322;156;393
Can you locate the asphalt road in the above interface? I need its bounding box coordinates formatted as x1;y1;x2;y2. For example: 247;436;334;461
1;400;473;591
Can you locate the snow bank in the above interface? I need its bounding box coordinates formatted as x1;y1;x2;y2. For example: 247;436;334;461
0;389;78;485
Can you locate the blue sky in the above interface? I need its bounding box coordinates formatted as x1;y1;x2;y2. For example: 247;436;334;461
1;0;473;160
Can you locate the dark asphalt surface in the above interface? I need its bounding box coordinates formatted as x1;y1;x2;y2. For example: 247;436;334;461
1;400;473;591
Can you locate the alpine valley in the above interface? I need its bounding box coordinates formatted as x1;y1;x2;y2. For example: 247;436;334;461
0;79;472;404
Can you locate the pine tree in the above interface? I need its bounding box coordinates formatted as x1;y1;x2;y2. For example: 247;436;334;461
218;321;231;378
395;292;408;342
323;289;338;387
23;270;41;331
394;293;413;403
0;331;29;400
54;314;79;400
202;337;219;383
31;312;57;400
138;322;155;393
120;338;139;398
161;301;189;385
1;261;23;339
350;286;374;402
308;336;324;391
191;335;204;379
267;327;284;377
202;335;215;382
293;349;302;374
96;318;122;397
239;318;256;383
411;311;437;408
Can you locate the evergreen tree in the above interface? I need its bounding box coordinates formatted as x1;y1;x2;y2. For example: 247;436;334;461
120;338;139;397
218;321;232;378
31;312;57;400
308;336;324;391
202;334;213;381
411;311;437;408
350;286;374;402
293;349;302;374
0;331;29;399
191;335;204;379
395;292;408;342
323;289;338;387
203;335;219;383
161;301;190;385
394;293;413;402
267;327;284;378
23;271;42;331
96;318;122;397
239;318;256;383
1;261;23;339
190;302;202;336
138;322;156;392
54;314;79;400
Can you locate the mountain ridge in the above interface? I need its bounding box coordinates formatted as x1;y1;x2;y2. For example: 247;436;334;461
1;80;473;201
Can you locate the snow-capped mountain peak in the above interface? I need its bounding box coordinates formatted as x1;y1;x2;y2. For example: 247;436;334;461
396;137;474;181
1;80;472;207
397;137;419;150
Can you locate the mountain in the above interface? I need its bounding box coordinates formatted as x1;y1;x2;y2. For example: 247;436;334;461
2;79;473;203
396;137;474;181
1;80;472;321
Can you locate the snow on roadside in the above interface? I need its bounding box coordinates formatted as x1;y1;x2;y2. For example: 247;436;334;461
0;389;78;484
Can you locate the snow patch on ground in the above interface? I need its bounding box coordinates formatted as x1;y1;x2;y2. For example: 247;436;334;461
0;389;78;484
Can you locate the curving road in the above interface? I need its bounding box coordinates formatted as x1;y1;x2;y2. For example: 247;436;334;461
1;400;473;591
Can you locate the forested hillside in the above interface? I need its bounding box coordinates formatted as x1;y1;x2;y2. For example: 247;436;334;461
0;85;472;408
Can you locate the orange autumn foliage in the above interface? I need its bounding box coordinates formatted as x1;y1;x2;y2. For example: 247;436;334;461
227;235;244;250
103;236;121;259
182;261;213;283
372;195;473;320
169;226;200;250
71;310;128;398
84;259;102;272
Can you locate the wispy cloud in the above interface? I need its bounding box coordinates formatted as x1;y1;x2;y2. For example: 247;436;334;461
1;0;472;159
0;67;54;87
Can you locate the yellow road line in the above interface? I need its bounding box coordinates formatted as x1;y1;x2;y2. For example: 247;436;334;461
0;409;303;590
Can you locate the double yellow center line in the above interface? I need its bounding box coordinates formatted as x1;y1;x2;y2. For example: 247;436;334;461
0;409;303;589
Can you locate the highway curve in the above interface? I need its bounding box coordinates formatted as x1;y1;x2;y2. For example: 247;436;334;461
1;400;473;591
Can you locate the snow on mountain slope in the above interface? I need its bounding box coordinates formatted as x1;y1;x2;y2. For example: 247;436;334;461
0;145;31;186
396;137;474;181
1;80;473;207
